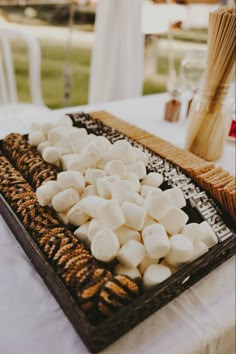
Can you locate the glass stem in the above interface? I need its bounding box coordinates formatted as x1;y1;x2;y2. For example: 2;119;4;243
167;18;176;92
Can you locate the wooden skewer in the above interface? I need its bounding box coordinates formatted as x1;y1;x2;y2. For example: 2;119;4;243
186;6;236;161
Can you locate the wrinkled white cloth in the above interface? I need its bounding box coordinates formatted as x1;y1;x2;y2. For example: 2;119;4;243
0;94;235;354
89;0;144;104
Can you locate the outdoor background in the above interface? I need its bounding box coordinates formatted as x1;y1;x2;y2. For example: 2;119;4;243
0;1;209;108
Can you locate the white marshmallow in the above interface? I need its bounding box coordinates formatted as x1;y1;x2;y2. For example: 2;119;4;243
126;161;147;180
121;201;147;231
70;138;88;154
138;254;158;274
74;222;91;246
143;216;157;228
144;191;170;221
199;221;218;248
95;136;111;152
114;264;142;281
143;264;171;289
142;224;170;259
134;193;144;207
37;141;51;155
181;223;202;245
159;260;176;274
67;155;86;174
68;127;87;141
48;126;68;145
110;180;137;204
96;153;114;169
28;131;46;146
104;160;126;178
159;207;189;235
145;187;163;198
87;133;97;142
91;229;120;262
36;181;61;206
141;185;162;198
96;175;120;199
117;240;145;268
41;122;56;136
57;212;69;225
115;226;141;246
141;172;163;188
57;171;85;192
80;141;104;167
163;187;186;209
126;172;141;192
108;140;136;164
81;185;98;198
67;202;90;226
52;188;79;213
42;146;60;164
56;114;73;127
96;199;125;230
88;219;104;242
190;241;208;262
60;154;77;170
55;140;73;156
78;196;107;218
133;146;149;166
165;234;194;267
85;168;106;185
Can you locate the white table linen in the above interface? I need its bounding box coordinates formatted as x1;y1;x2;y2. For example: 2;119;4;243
0;94;235;354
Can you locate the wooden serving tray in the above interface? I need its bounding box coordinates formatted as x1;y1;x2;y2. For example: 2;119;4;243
0;111;235;353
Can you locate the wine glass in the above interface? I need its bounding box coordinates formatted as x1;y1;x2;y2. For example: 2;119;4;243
179;50;206;91
179;50;206;116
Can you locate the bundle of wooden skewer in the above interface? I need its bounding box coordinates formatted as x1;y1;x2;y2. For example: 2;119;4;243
185;7;236;161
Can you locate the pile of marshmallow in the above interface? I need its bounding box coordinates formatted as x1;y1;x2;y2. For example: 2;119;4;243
30;115;218;290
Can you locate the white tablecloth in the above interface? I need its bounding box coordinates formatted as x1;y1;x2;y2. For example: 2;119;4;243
0;94;235;354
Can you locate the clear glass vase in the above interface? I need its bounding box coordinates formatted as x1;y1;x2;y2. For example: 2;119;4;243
185;82;233;161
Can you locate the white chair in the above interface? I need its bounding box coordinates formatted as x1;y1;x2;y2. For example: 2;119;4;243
0;24;50;125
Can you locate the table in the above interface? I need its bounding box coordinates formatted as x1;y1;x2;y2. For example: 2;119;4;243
0;94;235;354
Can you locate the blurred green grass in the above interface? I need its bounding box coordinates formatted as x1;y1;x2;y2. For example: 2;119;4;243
13;40;180;108
3;5;205;108
13;41;91;108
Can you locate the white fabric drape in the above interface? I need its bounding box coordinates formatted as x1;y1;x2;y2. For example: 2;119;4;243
89;0;144;104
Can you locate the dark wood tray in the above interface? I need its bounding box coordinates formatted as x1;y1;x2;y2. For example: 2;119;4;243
0;111;235;353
